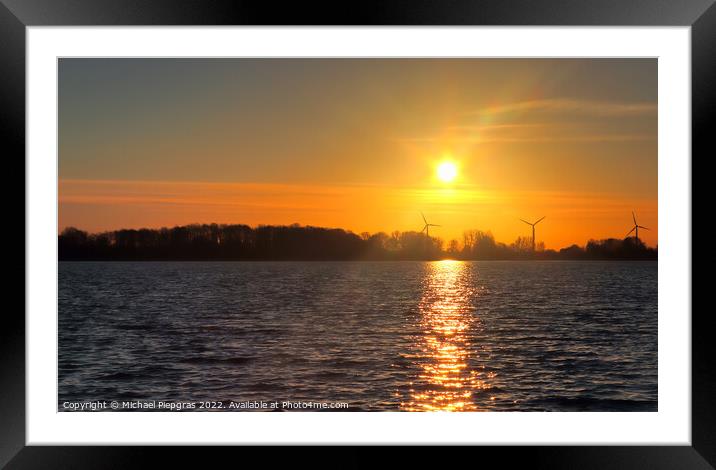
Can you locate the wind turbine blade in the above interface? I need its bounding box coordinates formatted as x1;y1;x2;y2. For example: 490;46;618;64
638;226;650;230
431;224;441;227
535;216;546;225
626;227;635;237
421;212;427;224
519;219;531;225
632;211;637;225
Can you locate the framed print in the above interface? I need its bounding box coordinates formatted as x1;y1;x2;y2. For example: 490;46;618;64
4;0;714;467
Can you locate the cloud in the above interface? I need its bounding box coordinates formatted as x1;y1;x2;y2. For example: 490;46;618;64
466;98;657;117
397;98;657;145
397;134;654;144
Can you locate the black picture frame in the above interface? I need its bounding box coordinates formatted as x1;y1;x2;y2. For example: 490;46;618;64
4;0;713;467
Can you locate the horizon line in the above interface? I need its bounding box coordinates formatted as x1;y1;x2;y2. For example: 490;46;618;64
59;221;658;251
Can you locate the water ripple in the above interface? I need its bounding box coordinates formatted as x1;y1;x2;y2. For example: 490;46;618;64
59;260;657;411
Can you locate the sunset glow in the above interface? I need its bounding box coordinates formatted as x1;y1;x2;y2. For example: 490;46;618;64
59;58;658;249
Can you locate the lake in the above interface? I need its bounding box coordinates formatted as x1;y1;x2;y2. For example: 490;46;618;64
58;260;657;411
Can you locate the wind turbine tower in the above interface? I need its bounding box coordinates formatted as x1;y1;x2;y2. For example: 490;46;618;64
626;211;649;243
421;212;441;238
520;216;546;252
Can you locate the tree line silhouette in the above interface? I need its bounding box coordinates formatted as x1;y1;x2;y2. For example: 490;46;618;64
59;223;657;261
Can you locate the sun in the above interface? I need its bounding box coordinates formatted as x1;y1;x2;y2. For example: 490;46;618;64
437;161;458;183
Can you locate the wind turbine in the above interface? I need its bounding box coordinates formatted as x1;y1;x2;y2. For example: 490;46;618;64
626;211;649;243
421;212;441;238
520;216;546;252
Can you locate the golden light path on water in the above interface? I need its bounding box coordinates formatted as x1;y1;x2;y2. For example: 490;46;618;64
402;260;492;411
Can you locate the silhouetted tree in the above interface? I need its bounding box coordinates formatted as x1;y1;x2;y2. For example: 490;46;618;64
58;223;657;261
559;244;585;259
511;236;533;254
447;239;460;257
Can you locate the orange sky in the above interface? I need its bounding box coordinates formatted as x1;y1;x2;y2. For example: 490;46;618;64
59;59;658;249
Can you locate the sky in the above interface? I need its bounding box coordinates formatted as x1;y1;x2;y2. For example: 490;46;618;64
59;58;658;249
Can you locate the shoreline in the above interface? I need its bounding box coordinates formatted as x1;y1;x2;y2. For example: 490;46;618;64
58;258;658;262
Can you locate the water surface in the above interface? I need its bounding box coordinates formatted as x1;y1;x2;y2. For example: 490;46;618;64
58;260;657;411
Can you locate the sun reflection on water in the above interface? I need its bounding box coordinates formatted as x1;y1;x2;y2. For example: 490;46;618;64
401;260;490;411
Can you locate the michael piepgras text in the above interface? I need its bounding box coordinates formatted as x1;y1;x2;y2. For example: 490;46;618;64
62;400;350;411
